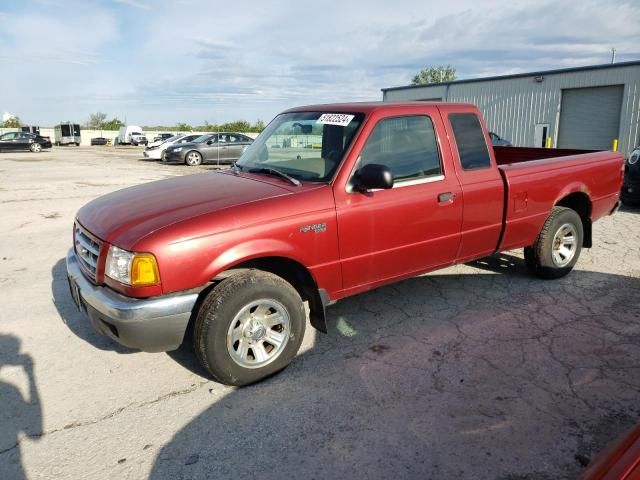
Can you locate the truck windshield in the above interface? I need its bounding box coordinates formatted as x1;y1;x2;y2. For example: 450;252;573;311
236;111;364;182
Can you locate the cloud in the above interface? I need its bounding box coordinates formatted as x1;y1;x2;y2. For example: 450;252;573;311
0;0;638;126
112;0;151;10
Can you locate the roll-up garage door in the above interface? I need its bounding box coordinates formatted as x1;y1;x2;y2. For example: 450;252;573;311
558;85;623;150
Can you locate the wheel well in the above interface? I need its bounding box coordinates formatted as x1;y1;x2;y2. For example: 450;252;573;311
199;257;328;333
556;192;592;248
227;257;317;298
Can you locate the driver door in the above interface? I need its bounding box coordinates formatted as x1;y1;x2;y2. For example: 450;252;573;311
334;112;463;293
200;134;220;163
0;132;19;150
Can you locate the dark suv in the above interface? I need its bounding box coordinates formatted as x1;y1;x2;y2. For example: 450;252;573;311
163;132;254;166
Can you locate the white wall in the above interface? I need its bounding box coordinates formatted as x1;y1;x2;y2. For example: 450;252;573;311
0;129;259;146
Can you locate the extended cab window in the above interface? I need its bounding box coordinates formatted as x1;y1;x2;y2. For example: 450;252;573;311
449;113;491;170
358;115;442;183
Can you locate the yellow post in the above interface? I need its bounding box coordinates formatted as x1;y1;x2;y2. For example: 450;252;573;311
612;139;618;151
545;137;552;148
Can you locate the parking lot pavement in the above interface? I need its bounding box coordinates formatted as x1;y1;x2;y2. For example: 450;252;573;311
0;147;638;479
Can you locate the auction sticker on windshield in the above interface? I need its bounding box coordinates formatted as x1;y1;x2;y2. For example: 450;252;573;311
317;113;354;126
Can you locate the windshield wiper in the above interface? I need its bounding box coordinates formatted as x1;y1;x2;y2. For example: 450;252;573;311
247;167;301;187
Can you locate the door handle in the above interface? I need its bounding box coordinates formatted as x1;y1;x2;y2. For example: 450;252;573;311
438;192;456;203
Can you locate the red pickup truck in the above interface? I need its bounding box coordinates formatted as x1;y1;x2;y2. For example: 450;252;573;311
66;102;623;385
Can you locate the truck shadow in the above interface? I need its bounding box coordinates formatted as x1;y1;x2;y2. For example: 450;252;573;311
50;258;135;354
149;258;640;480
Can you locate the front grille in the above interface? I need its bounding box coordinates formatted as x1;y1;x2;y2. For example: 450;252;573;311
74;223;102;282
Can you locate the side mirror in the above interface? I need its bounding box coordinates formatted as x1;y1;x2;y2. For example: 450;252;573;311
352;164;393;192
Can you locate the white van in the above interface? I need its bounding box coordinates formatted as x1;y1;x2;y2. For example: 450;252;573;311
117;126;147;146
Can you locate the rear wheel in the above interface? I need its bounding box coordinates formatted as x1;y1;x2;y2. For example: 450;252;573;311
185;151;202;166
29;142;42;153
524;206;583;279
193;270;306;386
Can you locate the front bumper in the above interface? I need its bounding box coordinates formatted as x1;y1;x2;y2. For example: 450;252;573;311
66;249;198;352
163;149;189;163
143;148;162;159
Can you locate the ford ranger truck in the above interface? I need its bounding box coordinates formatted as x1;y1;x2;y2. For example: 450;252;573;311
66;102;624;386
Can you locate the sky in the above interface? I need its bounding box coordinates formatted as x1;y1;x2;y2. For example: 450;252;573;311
0;0;638;127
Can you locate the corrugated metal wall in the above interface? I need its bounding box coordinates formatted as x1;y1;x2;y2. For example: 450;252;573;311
383;64;640;157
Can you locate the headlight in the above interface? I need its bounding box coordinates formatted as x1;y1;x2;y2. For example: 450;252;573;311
629;149;639;165
105;245;160;286
173;147;183;153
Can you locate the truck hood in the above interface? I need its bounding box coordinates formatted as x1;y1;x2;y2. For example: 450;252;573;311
77;171;291;249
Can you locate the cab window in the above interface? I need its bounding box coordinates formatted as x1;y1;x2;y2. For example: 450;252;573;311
449;113;491;170
357;115;442;183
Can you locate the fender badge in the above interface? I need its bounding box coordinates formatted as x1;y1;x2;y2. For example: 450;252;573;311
299;223;327;234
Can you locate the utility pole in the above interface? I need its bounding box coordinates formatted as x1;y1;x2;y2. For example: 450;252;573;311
611;48;616;64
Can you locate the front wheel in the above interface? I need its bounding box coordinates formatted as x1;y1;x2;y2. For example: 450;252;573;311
29;142;42;153
524;206;583;279
193;270;306;386
185;151;202;166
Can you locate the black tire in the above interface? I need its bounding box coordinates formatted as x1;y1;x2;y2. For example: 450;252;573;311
194;270;306;386
524;206;583;279
184;151;202;166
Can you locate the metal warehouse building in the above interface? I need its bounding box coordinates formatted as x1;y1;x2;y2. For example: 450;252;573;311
382;61;640;157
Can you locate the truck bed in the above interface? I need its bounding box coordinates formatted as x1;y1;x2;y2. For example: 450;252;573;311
493;145;598;165
495;147;623;252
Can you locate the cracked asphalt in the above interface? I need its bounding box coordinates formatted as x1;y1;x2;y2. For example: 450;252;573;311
1;147;639;479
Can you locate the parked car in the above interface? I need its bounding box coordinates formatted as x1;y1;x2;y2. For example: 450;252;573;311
143;134;200;161
147;132;185;149
66;102;623;386
163;132;254;166
578;424;640;479
489;131;512;146
91;137;109;146
0;131;52;152
117;126;147;146
153;133;174;143
621;146;640;206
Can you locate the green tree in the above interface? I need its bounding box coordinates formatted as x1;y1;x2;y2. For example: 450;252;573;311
253;119;265;132
2;116;20;128
88;112;107;130
176;122;192;131
103;118;124;130
411;65;457;85
220;120;251;132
